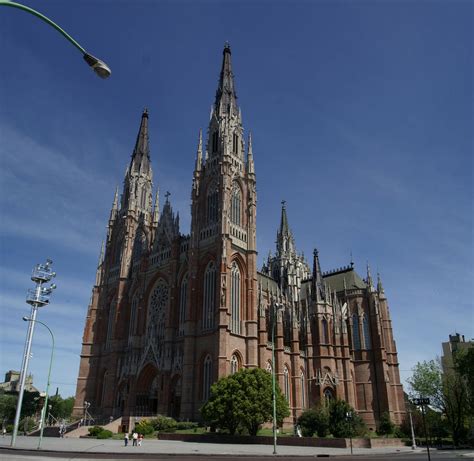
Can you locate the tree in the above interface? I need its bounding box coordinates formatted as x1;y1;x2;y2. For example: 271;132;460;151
407;360;444;411
48;395;75;419
455;346;474;416
297;406;329;437
0;393;17;423
377;411;395;436
408;358;470;446
328;399;365;438
201;368;289;436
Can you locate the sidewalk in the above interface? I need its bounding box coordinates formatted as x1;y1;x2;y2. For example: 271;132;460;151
0;435;417;457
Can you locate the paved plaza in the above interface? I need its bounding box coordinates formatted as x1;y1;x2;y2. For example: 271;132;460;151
1;435;417;457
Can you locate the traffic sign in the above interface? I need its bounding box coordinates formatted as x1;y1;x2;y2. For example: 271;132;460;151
412;398;430;406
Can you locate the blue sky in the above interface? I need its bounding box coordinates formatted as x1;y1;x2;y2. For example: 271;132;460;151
0;0;472;399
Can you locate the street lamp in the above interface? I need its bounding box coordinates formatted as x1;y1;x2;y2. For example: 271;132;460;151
83;401;91;426
345;411;353;455
0;1;111;78
11;259;56;447
22;317;54;450
271;301;283;455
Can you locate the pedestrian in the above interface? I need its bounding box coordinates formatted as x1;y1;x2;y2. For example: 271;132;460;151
132;431;138;446
124;432;129;447
138;433;143;446
2;427;6;437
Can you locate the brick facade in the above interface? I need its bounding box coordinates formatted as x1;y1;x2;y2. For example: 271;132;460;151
73;45;405;431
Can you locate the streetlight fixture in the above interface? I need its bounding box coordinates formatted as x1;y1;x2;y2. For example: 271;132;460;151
11;259;56;447
345;411;353;455
271;301;283;455
0;1;111;78
22;317;54;450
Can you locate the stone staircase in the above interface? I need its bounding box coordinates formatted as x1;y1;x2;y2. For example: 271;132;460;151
66;417;122;438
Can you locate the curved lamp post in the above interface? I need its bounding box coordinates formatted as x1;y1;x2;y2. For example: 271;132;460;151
0;1;111;78
22;317;54;450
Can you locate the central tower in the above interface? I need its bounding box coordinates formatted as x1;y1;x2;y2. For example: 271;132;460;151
182;44;258;418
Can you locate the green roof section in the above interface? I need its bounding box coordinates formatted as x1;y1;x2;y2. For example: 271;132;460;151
323;267;366;292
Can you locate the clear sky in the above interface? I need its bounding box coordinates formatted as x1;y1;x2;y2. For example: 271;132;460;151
0;0;472;399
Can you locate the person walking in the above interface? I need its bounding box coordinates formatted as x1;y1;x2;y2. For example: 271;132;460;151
132;431;138;446
124;432;129;447
138;433;143;446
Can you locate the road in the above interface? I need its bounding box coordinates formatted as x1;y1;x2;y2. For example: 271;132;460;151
1;448;473;461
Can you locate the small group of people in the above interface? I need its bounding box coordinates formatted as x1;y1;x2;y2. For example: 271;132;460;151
124;431;143;447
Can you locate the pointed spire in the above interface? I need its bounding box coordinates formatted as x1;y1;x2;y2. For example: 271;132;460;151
98;240;105;266
95;240;105;286
109;186;119;222
131;108;150;172
279;200;289;235
247;132;255;174
195;129;203;172
153;188;160;225
366;262;374;291
311;248;324;302
214;43;238;117
377;272;384;294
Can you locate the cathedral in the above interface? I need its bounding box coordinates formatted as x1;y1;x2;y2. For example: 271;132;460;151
73;45;406;431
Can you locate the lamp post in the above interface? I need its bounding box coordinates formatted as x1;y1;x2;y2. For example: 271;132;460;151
22;317;54;450
0;1;111;78
11;259;56;447
408;404;417;450
346;411;353;455
83;401;91;426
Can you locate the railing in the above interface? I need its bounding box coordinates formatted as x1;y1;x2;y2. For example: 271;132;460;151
199;223;218;241
230;223;247;244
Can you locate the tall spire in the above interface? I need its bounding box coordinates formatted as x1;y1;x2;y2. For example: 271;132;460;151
195;129;203;172
130;108;150;173
153;188;160;225
279;200;289;235
247;132;255;174
366;262;374;291
377;272;384;294
214;43;238;117
109;186;119;222
311;248;325;302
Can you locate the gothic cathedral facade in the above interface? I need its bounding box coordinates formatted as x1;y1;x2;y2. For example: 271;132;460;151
73;45;405;430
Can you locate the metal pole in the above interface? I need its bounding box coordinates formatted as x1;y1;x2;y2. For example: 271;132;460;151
272;302;277;455
408;406;417;449
27;319;55;450
421;404;431;461
11;297;39;446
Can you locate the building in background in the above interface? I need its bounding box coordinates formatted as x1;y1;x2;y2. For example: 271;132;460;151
0;370;39;394
73;45;405;430
441;333;473;372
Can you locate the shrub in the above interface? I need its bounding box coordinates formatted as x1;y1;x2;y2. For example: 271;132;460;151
149;415;177;432
377;412;395;436
176;421;199;430
135;419;155;435
88;426;103;437
328;399;366;438
298;406;329;437
96;429;113;439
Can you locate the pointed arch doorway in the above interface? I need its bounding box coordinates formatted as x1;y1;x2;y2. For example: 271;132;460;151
135;363;159;416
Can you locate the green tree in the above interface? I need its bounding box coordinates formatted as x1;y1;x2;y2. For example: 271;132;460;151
408;358;470;446
201;368;289;436
48;395;75;419
377;411;395;436
328;399;365;438
455;346;474;416
407;360;444;411
297;406;329;437
0;393;17;423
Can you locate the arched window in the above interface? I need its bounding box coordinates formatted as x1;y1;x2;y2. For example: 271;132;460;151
106;301;116;350
363;314;371;349
207;186;218;224
128;295;139;346
322;318;329;344
178;275;188;336
266;361;273;374
230;354;239;374
232;132;239;155
147;279;169;352
203;355;212;401
352;314;361;350
212;131;219;153
324;387;334;404
284;366;290;403
300;371;306;409
202;262;216;330
230;261;241;334
231;186;241;226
